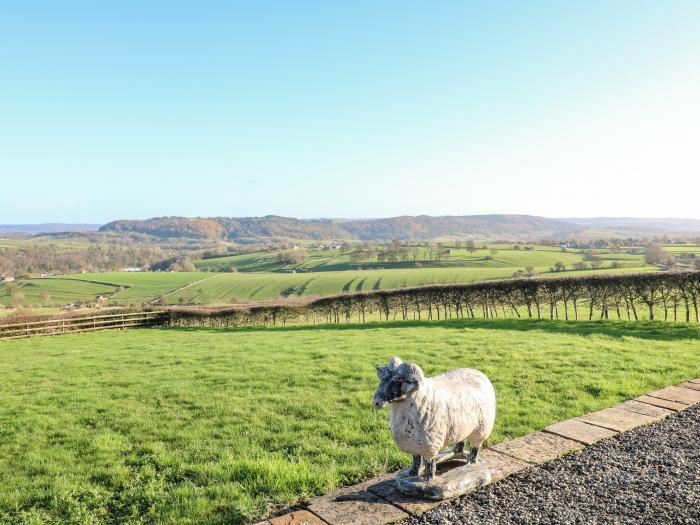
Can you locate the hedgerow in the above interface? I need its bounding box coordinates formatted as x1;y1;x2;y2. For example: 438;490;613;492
160;271;700;327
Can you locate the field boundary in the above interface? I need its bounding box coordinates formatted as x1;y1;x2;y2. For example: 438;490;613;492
255;378;700;525
3;270;699;338
0;311;166;340
162;271;700;327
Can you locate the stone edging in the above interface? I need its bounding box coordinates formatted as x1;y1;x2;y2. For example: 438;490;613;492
253;379;700;525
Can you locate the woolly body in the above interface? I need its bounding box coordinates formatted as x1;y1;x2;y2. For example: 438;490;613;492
388;368;495;461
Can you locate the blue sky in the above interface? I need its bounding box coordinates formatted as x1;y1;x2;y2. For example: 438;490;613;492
2;1;699;223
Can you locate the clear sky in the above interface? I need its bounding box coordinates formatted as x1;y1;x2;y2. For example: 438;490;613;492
2;1;699;223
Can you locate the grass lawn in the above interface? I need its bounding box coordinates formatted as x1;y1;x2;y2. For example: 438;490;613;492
1;319;699;524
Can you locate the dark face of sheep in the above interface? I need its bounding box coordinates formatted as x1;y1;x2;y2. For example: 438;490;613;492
372;358;422;409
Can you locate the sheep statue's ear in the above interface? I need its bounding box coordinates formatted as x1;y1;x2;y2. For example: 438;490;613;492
375;365;389;379
387;356;403;369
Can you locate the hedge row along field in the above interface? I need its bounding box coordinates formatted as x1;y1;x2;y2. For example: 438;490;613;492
161;271;700;328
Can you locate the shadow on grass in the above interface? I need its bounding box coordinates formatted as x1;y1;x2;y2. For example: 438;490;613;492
161;317;700;342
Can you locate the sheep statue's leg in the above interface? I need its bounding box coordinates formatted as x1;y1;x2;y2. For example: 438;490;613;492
468;445;481;463
452;441;467;459
409;455;424;476
425;456;438;482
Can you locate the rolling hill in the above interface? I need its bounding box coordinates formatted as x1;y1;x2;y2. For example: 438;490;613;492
101;214;580;241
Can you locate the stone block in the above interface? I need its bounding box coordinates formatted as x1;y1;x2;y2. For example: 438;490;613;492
490;431;583;464
646;386;700;406
544;418;617;445
635;395;687;412
307;474;408;525
617;399;673;419
576;407;655;432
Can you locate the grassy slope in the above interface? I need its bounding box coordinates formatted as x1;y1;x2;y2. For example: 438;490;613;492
0;243;658;307
195;244;647;273
171;266;657;304
0;279;118;307
168;267;519;303
2;264;655;307
1;319;699;524
0;244;653;306
83;272;207;303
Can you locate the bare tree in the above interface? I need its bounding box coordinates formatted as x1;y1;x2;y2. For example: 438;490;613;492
39;291;52;307
644;243;666;265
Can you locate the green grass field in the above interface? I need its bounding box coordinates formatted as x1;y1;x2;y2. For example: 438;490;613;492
99;273;207;303
0;279;119;307
1;263;655;308
1;319;699;524
195;244;647;273
0;242;663;308
166;266;655;305
663;244;700;253
0;273;205;307
164;267;520;303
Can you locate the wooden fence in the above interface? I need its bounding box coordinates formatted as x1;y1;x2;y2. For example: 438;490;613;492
0;311;167;340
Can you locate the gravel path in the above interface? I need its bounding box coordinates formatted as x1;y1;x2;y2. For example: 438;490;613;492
402;404;700;525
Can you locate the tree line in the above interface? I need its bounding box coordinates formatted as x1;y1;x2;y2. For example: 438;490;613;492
0;243;173;277
161;271;700;328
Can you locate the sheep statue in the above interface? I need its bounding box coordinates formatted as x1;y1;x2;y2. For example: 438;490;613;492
373;356;496;499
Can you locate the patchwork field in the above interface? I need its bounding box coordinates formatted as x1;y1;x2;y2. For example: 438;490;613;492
1;319;699;524
3;242;680;308
194;244;648;273
161;267;519;303
1;264;655;308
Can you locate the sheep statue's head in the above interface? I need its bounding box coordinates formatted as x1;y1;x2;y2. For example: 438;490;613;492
373;357;425;409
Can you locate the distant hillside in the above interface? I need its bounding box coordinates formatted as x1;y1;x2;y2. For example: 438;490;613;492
0;224;102;235
100;214;578;241
561;217;700;233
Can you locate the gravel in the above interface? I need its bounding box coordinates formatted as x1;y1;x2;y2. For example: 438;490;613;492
401;403;700;525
